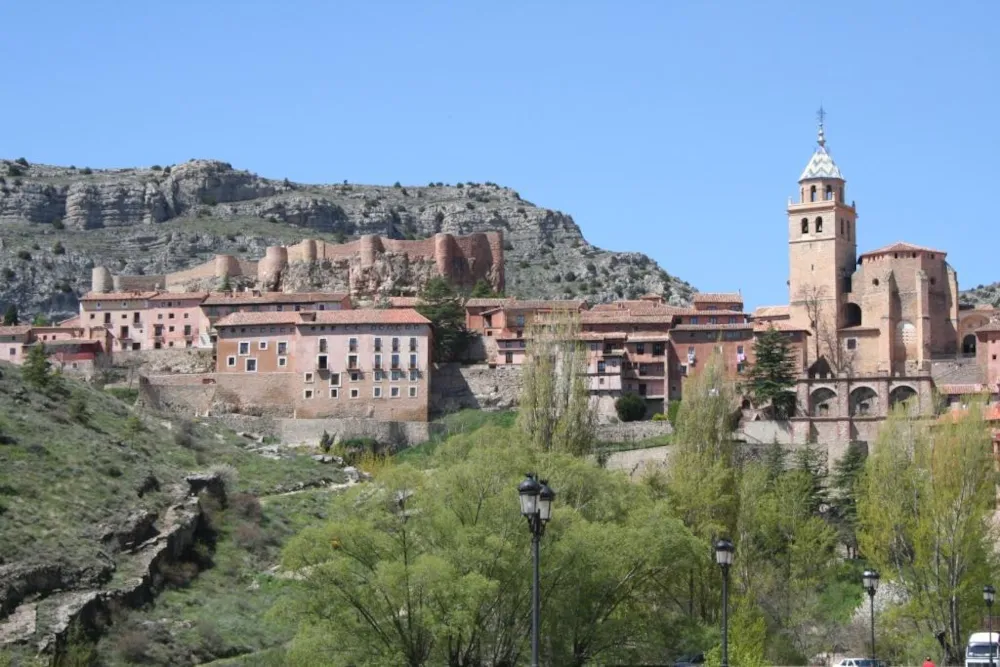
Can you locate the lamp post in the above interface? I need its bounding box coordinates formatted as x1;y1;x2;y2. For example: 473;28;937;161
985;584;996;667
715;538;735;667
519;473;555;667
863;569;880;662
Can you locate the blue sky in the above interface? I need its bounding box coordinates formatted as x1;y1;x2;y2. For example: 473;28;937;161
1;1;997;308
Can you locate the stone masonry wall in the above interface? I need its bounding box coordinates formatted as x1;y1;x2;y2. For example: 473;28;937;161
595;421;673;443
276;417;441;448
430;363;523;414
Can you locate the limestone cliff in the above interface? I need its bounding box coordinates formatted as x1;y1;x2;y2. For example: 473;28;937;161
0;158;694;317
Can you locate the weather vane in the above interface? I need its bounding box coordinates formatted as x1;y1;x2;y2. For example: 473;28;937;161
817;105;826;127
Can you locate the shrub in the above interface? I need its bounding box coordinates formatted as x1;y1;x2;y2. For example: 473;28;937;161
173;419;196;448
564;271;577;282
200;193;217;206
652;412;668;422
151;164;162;170
230;492;263;522
2;268;14;281
68;396;88;424
163;165;171;174
456;183;464;188
115;629;152;664
320;430;333;452
161;560;199;587
504;241;514;250
233;521;271;555
6;165;23;177
667;399;682;424
51;218;65;230
434;211;445;224
14;157;28;167
393;181;401;188
615;393;646;422
16;250;30;261
80;167;93;175
465;202;475;210
52;241;65;255
209;463;239;490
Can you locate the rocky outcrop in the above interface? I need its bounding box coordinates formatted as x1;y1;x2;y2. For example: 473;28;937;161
0;158;695;318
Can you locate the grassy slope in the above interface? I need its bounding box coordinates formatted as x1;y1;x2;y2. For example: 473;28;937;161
0;364;345;665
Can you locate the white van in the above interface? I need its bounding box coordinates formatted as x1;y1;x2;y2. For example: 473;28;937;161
966;632;1000;667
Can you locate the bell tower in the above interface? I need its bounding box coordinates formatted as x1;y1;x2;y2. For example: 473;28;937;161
787;109;858;362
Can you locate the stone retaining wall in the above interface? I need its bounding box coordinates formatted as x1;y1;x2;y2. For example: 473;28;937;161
430;363;522;414
595;420;673;443
205;414;438;448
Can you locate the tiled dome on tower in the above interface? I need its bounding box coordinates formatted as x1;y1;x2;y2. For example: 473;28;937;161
798;114;843;181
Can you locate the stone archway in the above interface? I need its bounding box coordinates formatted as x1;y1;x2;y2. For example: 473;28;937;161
889;385;918;415
962;334;977;356
810;387;838;418
850;386;879;417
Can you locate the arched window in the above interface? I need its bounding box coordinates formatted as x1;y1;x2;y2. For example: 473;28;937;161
843;303;862;327
800;188;804;202
801;218;809;234
839;187;845;201
825;185;833;200
810;185;817;202
815;216;823;233
840;219;845;236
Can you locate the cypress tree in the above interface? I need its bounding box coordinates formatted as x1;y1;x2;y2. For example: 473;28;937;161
744;325;797;418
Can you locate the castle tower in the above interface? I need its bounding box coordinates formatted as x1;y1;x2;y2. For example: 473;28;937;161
787;110;858;363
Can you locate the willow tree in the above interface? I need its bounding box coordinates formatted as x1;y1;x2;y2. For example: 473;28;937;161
667;351;741;621
857;403;999;664
517;312;594;456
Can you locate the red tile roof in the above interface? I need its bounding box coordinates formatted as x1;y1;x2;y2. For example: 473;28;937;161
692;292;743;304
464;297;511;308
975;321;1000;333
580;311;676;325
79;291;158;302
578;331;628;341
202;291;349;306
937;383;988;395
388;296;420;308
859;241;947;259
671;323;754;331
753;321;811;333
0;326;31;336
752;305;791;319
149;291;209;302
215;309;430;328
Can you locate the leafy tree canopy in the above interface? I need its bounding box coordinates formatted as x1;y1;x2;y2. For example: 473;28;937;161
416;276;473;362
744;326;797;418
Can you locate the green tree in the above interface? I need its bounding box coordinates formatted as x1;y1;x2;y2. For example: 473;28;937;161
123;415;144;443
615;392;646;422
319;430;333;453
2;304;18;326
279;427;701;667
857;404;998;664
218;274;231;292
468;278;501;298
744;325;797;418
31;313;50;326
517;312;595;455
415;276;472;362
22;343;52;389
830;441;866;558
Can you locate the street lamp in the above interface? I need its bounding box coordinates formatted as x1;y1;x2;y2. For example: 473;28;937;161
863;569;880;661
519;473;555;667
985;584;996;667
715;538;735;667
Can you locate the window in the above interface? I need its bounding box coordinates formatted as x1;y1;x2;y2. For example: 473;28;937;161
590;342;598;351
330;387;339;398
317;354;328;370
516;315;526;327
304;389;314;399
391;386;400;398
347;354;358;369
737;345;744;355
636;343;645;355
409;354;417;368
304;372;314;383
598;360;606;373
330;373;341;386
89;313;95;320
690;317;699;324
391;369;403;381
184;313;189;319
729;317;737;324
409;386;417;398
392;337;400;352
708;317;717;325
815;217;823;233
226;355;236;367
239;341;250;356
374;337;382;352
277;341;288;355
349;337;358;352
278;356;287;367
168;313;175;319
168;326;175;333
319;338;328;353
245;358;257;372
391;354;400;369
409;337;417;352
374;353;382;369
825;185;833;200
258;340;267;350
373;386;383;398
409;369;419;381
846;338;858;350
350;371;360;382
680;364;688;377
840;219;845;235
350;388;359;398
653;342;664;356
809;185;816;202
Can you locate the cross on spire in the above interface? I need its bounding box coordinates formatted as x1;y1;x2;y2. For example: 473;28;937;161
816;106;827;147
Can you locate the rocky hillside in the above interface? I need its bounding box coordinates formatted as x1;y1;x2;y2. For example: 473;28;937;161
0;158;694;318
960;282;1000;308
